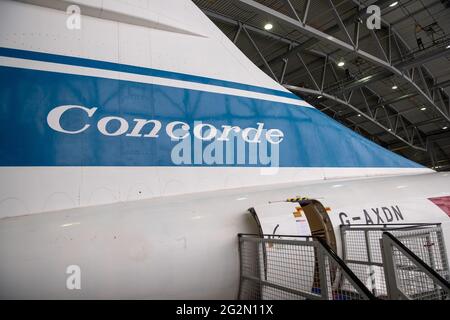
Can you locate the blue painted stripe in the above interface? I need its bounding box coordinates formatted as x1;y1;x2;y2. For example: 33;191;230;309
0;66;422;168
0;47;300;100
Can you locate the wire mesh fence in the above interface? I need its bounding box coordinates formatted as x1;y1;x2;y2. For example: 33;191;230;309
238;234;374;300
382;232;450;300
340;224;450;299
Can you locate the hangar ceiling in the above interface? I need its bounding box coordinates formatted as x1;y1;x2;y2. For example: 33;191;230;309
193;0;450;171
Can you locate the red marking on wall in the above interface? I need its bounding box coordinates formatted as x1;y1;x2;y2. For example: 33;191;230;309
428;196;450;217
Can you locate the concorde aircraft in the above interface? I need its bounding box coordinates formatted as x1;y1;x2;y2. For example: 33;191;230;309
0;0;449;299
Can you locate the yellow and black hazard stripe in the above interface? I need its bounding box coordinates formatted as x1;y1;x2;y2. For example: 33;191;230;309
286;197;309;203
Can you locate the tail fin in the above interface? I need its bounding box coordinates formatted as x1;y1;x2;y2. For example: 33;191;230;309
0;0;430;217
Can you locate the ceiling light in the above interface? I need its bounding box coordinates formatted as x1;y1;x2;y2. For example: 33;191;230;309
389;1;399;7
337;61;345;67
392;85;398;90
317;95;323;99
388;128;392;131
446;45;450;49
264;23;273;30
420;107;427;111
443;126;449;130
357;114;361;117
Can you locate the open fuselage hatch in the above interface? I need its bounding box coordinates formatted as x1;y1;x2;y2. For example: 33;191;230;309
249;198;336;251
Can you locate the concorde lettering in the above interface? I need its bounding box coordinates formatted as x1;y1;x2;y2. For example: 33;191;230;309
46;105;285;144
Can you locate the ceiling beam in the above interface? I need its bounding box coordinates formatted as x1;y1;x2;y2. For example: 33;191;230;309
229;0;450;124
284;84;427;151
200;3;448;160
339;93;418;119
396;44;450;71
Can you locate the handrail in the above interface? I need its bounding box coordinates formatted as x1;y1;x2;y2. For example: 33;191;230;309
340;223;441;231
237;233;377;300
382;232;450;293
315;237;377;300
238;233;313;239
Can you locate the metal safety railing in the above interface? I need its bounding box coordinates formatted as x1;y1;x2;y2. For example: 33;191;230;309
340;223;450;299
382;232;450;300
237;234;376;300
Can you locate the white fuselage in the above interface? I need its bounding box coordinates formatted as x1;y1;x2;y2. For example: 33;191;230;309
1;172;449;299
